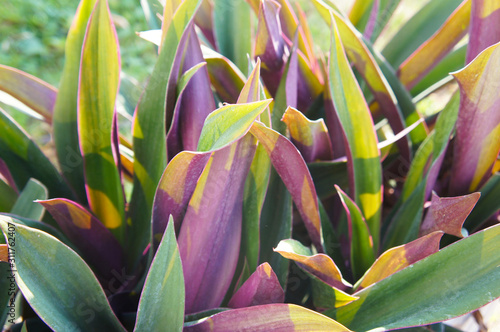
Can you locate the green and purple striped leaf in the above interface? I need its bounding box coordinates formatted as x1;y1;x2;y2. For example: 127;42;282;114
355;231;443;290
327;16;383;251
420;192;480;238
38;198;124;280
0;216;126;332
227;263;284;308
202;46;246;103
53;0;97;203
166;25;215;158
449;41;500;194
325;224;500;331
274;239;349;290
249;122;324;252
78;0;124;243
184;304;351;331
129;0;202;265
135;217;184;332
398;0;470;89
282;107;333;162
0;65;56;122
313;0;413;161
179;135;256;313
336;186;375;281
466;0;500;63
152;151;211;247
239;60;271;274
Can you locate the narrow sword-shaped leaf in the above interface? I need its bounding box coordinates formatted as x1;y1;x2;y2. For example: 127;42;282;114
38;198;124;280
0;107;73;199
325;224;500;331
0;158;17;193
398;0;471;89
78;0;125;242
355;231;443;290
449;41;500;194
250;121;324;252
213;0;252;72
466;0;500;63
420;192;480;238
0;216;126;331
381;0;464;67
135;218;184;332
383;92;460;249
0;65;56;122
53;0;97;203
327;16;383;251
228;263;284;308
312;0;413;160
128;0;202;266
282;107;333;162
184;304;351;331
336;186;375;281
238;60;271;273
197;100;272;152
179;135;256;313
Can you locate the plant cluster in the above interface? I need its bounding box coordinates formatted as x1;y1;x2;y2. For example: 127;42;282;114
0;0;499;331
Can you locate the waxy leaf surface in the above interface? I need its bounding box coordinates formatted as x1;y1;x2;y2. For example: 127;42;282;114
0;216;125;332
135;218;184;332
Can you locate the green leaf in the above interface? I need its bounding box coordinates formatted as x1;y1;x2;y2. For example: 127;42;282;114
197;99;272;152
78;0;125;243
11;179;47;221
53;0;97;203
0;216;125;331
0;108;73;199
464;173;500;231
336;186;375;281
325;224;500;331
213;0;252;73
135;217;184;332
328;16;383;251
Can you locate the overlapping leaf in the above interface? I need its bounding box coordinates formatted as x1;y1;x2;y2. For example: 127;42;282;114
38;198;124;279
326;224;500;331
466;0;500;63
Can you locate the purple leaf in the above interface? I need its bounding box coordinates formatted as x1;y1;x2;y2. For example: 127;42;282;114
228;263;284;308
179;135;256;313
38;198;124;280
420;192;481;238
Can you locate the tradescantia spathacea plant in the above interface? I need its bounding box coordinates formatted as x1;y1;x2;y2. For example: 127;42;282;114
0;0;499;330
